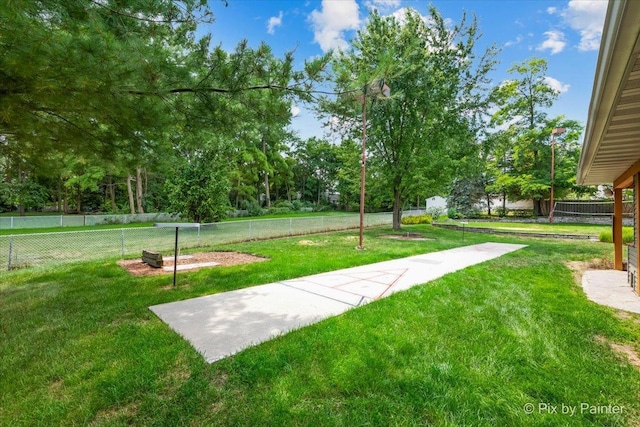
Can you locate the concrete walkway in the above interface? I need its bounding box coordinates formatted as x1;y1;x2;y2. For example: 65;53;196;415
582;270;640;314
150;242;526;363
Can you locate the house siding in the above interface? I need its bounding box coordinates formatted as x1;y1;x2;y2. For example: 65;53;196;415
631;175;639;291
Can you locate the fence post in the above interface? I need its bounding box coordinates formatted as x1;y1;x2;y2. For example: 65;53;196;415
289;218;292;236
121;229;125;258
10;217;13;229
7;235;13;270
197;225;201;247
60;215;64;227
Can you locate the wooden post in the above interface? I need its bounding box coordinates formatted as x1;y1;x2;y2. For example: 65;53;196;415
613;188;623;270
635;174;640;295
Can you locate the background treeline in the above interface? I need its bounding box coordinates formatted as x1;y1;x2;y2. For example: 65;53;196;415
0;1;595;228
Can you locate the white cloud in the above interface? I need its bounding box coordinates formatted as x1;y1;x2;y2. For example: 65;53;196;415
544;76;570;94
536;30;566;54
267;11;283;35
561;0;607;51
547;6;557;14
309;0;360;52
290;105;301;117
504;35;523;47
365;0;401;9
389;7;432;26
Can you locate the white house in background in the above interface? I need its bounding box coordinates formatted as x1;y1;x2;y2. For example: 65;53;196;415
425;196;447;210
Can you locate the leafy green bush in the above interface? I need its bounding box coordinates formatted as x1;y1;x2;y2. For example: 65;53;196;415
447;208;463;219
506;209;536;218
426;206;445;220
241;200;263;217
401;214;433;225
313;204;331;212
266;207;291;215
599;228;634;244
291;200;303;211
273;200;294;210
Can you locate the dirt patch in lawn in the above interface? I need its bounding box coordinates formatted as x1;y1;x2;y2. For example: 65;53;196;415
118;251;268;276
566;257;615;284
595;335;640;370
379;233;433;241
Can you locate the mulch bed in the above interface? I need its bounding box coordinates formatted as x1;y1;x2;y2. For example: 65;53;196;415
117;251;268;276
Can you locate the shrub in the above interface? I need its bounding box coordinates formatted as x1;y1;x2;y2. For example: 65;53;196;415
273;200;294;210
495;207;508;217
313;204;331;212
291;200;303;211
506;209;536;218
447;208;463;219
266;207;291;215
401;214;433;225
241;200;263;217
426;206;445;220
599;228;634;244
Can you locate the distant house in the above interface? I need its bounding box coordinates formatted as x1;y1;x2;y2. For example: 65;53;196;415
577;0;640;291
426;196;447;210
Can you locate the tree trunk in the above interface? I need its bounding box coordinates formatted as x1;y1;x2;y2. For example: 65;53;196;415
262;137;271;208
126;175;135;214
534;199;542;216
57;179;63;212
63;186;69;214
108;176;116;211
17;166;25;216
235;185;240;209
76;186;81;214
302;178;306;202
486;194;491;216
392;188;402;231
135;167;144;214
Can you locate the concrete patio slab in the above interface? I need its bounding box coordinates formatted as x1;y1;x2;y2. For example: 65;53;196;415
582;270;640;314
150;242;526;363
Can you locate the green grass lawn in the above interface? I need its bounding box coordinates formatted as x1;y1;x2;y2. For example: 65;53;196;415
2;226;640;425
0;211;354;236
223;210;355;221
0;221;157;236
438;220;623;237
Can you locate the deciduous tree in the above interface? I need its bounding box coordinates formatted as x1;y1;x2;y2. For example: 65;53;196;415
329;7;497;229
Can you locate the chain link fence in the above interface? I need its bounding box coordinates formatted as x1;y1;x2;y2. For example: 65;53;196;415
0;213;393;271
0;213;180;230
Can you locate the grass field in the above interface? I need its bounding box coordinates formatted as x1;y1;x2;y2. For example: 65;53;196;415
439;220;624;236
0;211;356;236
2;226;640;425
224;210;355;221
0;221;157;236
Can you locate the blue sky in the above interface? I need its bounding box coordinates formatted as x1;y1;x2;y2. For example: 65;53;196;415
204;0;608;140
